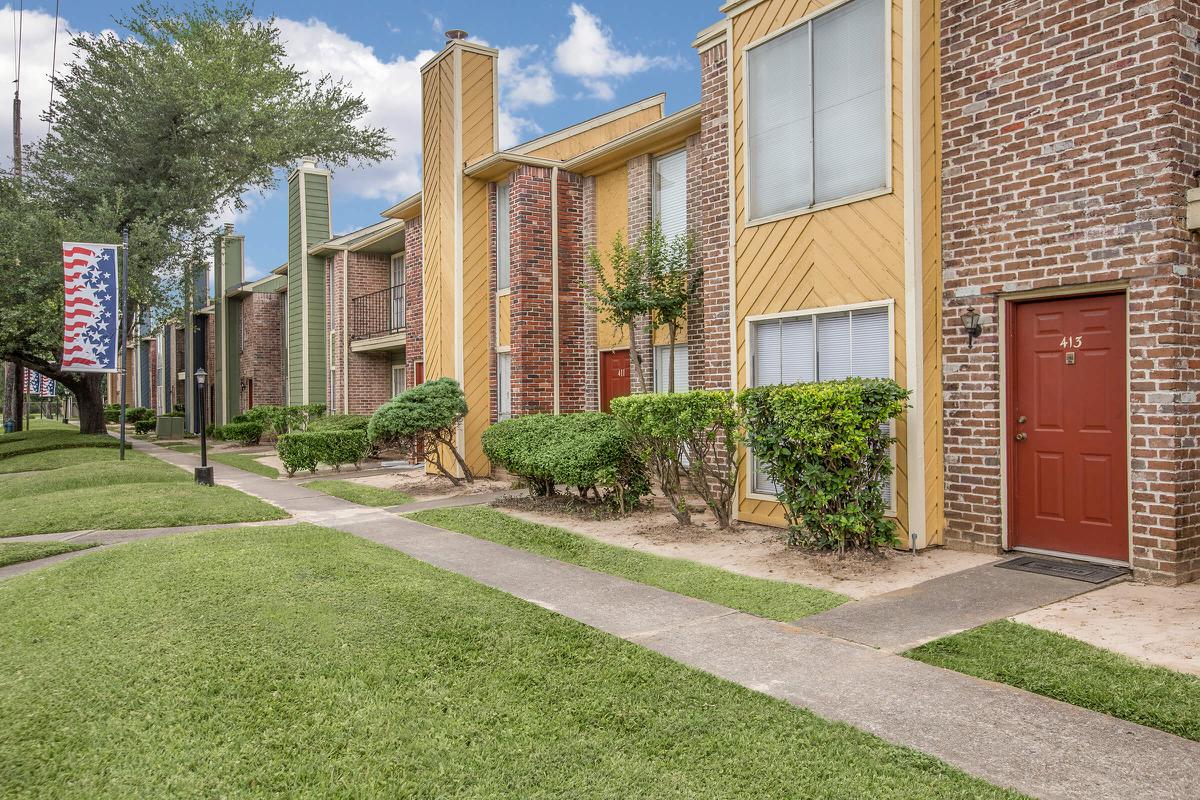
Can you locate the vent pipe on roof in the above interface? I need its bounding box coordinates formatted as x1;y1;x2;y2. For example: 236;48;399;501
445;29;468;45
300;156;317;170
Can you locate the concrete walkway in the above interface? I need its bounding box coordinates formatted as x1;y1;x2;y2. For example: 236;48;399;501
13;439;1200;800
795;559;1124;651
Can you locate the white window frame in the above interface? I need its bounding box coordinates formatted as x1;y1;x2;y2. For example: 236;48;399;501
391;364;406;398
744;299;896;513
496;351;512;421
390;252;405;331
496;180;511;292
742;0;892;228
652;148;688;242
653;344;689;394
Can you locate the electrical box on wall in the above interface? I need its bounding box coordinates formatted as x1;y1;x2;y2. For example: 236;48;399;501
1188;188;1200;231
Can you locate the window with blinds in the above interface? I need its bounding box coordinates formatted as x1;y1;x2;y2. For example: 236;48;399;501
653;345;689;393
497;352;512;420
653;150;688;243
746;0;887;221
750;304;893;507
496;181;511;291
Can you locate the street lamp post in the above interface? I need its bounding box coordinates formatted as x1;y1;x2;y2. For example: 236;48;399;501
194;368;214;486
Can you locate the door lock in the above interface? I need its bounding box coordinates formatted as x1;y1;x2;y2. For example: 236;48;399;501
1017;415;1027;424
1015;432;1027;441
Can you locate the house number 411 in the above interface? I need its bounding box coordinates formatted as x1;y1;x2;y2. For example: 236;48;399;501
1059;336;1083;348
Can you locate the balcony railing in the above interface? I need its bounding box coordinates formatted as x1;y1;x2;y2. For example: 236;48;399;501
350;285;405;342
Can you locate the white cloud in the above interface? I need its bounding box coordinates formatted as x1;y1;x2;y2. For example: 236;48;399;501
499;45;556;109
554;4;676;100
276;17;435;202
0;5;81;171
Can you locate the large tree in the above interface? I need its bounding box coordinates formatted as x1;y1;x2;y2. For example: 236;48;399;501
1;1;390;433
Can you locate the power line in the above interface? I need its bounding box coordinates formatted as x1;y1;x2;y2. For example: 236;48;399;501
47;0;59;135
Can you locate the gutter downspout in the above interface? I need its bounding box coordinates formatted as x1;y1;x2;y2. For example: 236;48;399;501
551;165;561;414
342;246;351;414
901;0;927;549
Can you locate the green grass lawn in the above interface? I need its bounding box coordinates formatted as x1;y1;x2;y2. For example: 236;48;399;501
906;620;1200;741
0;430;116;459
0;436;287;536
0;524;1020;799
409;507;848;621
0;541;97;568
0;446;151;474
304;479;413;507
159;443;280;478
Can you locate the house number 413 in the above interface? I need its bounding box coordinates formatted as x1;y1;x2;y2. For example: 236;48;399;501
1059;336;1083;348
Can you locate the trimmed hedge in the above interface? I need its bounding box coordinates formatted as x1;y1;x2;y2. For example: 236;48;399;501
133;419;156;435
217;421;264;446
309;414;369;432
244;404;327;437
277;430;368;477
482;412;648;511
126;407;154;424
740;378;909;552
611;390;743;528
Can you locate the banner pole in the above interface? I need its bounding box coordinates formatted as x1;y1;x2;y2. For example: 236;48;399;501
118;229;129;460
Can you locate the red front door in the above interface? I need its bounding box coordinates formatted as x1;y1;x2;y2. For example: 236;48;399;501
600;350;630;412
1008;293;1128;562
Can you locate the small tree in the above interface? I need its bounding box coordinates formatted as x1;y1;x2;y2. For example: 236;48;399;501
368;378;473;485
644;222;699;393
587;232;652;392
740;378;909;553
588;220;698;394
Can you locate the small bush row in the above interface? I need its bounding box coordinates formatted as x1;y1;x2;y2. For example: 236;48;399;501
277;430;368;477
483;412;649;511
243;404;326;437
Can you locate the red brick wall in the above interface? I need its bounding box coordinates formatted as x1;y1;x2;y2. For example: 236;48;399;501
404;218;425;390
581;175;600;410
510;165;555;416
328;249;396;415
239;292;284;410
697;38;732;391
557;171;589;413
941;0;1200;584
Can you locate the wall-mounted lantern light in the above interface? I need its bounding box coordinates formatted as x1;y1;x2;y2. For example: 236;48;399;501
961;308;983;348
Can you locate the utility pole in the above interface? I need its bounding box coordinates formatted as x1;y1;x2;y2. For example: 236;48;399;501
4;89;24;432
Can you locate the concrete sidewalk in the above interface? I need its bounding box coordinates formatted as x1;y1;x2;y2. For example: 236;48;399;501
56;440;1198;799
795;559;1123;651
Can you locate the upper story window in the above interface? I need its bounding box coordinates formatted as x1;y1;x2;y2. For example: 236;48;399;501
390;252;405;330
746;0;888;222
653;149;688;242
496;180;511;291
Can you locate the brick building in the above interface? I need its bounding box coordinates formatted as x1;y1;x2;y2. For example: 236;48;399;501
155;0;1200;584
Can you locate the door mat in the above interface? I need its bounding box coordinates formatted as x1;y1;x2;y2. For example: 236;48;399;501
995;556;1128;584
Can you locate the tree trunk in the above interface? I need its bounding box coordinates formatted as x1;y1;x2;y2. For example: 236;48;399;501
2;361;15;428
12;367;24;432
627;319;650;394
37;368;106;435
667;322;678;394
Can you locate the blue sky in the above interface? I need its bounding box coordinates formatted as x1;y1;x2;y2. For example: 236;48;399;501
3;2;718;279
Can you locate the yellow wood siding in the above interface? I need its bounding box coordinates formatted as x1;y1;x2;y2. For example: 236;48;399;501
594;165;630;351
496;291;511;349
731;0;918;537
526;106;663;161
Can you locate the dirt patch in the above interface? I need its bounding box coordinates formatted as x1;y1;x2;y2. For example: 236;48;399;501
494;494;995;599
343;471;511;502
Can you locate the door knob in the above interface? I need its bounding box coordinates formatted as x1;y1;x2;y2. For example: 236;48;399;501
1015;432;1027;441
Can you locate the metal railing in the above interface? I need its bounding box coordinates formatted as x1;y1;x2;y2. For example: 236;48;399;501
350;285;404;341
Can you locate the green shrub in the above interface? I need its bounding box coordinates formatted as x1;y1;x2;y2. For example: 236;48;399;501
244;403;326;437
611;391;743;528
740;378;909;552
217;421;264;446
125;407;155;424
103;404;121;423
309;414;369;432
482;412;649;512
369;378;473;484
276;430;368;477
133;419;156;435
206;424;222;441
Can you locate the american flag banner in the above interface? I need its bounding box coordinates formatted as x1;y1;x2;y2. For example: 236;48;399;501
62;243;121;373
44;378;56;397
27;371;42;395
